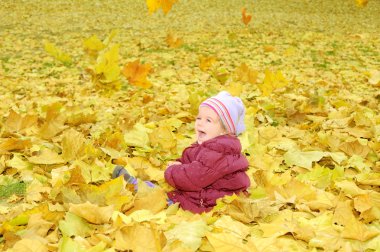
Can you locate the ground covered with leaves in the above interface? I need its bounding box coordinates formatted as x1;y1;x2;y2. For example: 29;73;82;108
1;0;380;251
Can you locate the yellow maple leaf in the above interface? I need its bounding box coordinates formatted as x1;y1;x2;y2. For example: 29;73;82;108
4;109;38;133
356;0;368;7
146;0;178;15
342;216;378;241
79;176;133;211
234;63;258;84
258;69;288;96
69;201;114;224
83;35;105;54
165;220;209;251
127;185;167;214
122;59;153;89
44;41;72;65
213;215;251;239
115;223;163;251
94;44;121;83
83;30;118;57
149;125;177;150
199;55;216;72
166;33;183;48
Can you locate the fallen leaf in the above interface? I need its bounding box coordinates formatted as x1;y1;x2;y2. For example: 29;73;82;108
122;59;152;88
199;55;216;72
165;220;209;251
166;33;183;48
69;201;114;224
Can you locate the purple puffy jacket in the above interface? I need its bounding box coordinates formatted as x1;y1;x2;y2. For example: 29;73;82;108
165;135;250;213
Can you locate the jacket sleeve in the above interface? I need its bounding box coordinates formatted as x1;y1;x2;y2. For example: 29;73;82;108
164;150;232;191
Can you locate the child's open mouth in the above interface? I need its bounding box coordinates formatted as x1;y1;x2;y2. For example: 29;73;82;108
198;130;206;138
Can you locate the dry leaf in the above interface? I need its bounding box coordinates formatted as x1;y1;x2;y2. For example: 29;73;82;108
122;59;153;88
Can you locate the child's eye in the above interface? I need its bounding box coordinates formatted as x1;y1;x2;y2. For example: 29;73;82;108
196;117;201;120
207;119;211;123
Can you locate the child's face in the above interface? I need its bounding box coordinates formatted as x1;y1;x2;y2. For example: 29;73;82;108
195;106;226;144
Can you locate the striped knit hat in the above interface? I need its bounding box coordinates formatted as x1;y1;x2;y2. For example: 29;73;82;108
200;91;246;135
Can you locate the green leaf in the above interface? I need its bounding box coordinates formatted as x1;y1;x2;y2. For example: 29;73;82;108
59;212;93;237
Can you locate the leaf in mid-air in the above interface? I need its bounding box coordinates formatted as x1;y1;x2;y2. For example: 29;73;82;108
356;0;368;7
241;8;252;26
44;42;72;65
146;0;178;15
94;44;121;83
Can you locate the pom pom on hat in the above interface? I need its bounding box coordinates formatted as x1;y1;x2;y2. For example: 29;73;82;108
200;91;246;135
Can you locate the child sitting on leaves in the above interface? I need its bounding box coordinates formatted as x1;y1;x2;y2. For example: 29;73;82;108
113;91;250;213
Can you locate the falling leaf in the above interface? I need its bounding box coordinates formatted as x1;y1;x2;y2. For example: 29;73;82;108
44;41;72;65
83;30;118;55
83;35;105;52
146;0;178;14
241;8;252;26
356;0;368;7
94;44;121;84
122;59;153;88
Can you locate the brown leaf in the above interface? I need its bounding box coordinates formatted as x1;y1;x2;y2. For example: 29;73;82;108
339;140;371;158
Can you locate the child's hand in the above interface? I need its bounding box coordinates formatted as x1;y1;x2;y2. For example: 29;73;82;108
167;161;182;168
